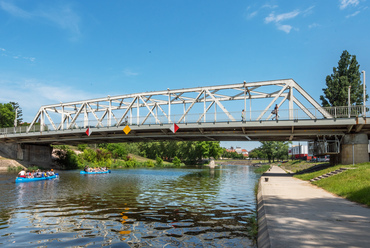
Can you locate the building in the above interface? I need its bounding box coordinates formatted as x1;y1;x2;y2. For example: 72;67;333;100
226;146;249;157
288;144;312;160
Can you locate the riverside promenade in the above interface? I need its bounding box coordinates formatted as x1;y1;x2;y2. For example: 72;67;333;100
257;166;370;248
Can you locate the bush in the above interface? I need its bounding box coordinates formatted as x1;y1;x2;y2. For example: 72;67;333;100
77;144;88;151
125;158;136;168
145;160;155;167
172;156;181;167
156;156;163;166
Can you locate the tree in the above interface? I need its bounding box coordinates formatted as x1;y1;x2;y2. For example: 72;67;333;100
9;102;23;125
260;141;290;163
320;50;367;107
0;103;15;128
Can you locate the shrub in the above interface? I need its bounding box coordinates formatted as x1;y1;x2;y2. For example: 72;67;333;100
145;160;155;167
125;158;136;168
172;156;181;167
156;156;163;166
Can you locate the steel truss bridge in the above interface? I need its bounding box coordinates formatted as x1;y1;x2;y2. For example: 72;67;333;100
1;79;369;150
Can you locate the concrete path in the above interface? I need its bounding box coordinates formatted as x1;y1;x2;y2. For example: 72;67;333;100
257;166;370;248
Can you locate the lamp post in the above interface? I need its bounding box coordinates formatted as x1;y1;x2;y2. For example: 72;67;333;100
362;70;366;117
348;86;351;118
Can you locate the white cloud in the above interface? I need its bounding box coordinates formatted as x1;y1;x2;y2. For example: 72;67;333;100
123;68;139;76
0;1;81;40
0;77;99;121
262;4;278;9
0;47;35;62
0;1;32;18
346;10;360;18
277;24;293;33
308;23;320;29
248;11;258;19
264;10;300;24
339;0;359;10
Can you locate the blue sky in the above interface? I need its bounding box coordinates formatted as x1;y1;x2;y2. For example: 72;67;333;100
0;0;369;151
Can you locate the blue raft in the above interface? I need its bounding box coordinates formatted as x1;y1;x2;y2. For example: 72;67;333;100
15;174;59;183
80;170;111;174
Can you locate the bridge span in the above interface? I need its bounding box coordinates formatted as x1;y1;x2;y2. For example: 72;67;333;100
0;79;369;165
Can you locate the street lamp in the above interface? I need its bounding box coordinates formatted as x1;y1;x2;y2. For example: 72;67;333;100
362;70;366;117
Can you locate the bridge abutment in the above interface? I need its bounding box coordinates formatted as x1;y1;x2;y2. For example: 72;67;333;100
339;133;369;165
0;143;53;168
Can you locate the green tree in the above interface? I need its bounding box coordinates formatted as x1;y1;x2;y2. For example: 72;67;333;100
9;102;23;125
0;103;16;128
260;141;290;163
320;50;367;107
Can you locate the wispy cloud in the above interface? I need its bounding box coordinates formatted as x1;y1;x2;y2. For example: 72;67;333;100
339;0;359;10
0;77;99;121
0;1;31;18
264;10;300;24
123;68;139;77
346;10;360;18
0;47;35;62
277;24;293;33
247;10;258;19
0;1;81;40
262;4;278;9
308;23;320;29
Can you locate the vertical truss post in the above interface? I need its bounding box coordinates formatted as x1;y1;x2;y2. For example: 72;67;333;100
137;97;140;125
61;105;64;130
40;109;45;132
204;91;206;123
168;91;171;123
84;103;88;128
108;97;112;127
289;86;294;120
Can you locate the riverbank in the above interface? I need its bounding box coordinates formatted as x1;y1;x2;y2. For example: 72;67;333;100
258;166;370;247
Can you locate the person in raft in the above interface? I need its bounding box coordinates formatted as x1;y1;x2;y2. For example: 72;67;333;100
18;168;27;178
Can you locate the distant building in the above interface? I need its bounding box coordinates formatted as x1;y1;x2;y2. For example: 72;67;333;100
226;146;249;157
288;144;312;160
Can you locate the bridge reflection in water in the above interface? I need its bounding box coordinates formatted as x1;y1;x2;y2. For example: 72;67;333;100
1;166;260;247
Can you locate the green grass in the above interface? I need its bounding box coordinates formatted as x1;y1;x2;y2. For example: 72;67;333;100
254;164;270;174
295;163;370;207
280;160;328;173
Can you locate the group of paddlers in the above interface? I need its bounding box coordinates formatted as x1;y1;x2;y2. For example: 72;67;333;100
17;169;56;178
83;166;108;172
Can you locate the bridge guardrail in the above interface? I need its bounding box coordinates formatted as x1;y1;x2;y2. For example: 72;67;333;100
0;105;368;136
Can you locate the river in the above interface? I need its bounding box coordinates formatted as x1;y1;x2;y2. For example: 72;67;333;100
0;165;260;247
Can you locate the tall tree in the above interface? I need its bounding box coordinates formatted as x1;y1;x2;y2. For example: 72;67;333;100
0;103;16;128
320;50;367;107
260;141;290;163
9;102;23;125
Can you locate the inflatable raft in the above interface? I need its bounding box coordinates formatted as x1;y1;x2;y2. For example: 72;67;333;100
80;170;111;174
15;174;59;183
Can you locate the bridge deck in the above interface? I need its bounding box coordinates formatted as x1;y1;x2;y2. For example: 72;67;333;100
1;117;368;145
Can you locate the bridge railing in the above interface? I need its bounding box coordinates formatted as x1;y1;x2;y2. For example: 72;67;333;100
0;105;368;136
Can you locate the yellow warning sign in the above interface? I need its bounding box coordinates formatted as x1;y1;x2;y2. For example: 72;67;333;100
123;125;131;135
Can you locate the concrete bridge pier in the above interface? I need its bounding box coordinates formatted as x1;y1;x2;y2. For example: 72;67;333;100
337;133;369;165
0;143;53;168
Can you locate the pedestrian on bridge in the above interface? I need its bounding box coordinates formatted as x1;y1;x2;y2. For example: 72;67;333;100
272;104;279;120
241;109;246;121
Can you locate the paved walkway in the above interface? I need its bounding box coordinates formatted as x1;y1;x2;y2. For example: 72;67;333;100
257;166;370;248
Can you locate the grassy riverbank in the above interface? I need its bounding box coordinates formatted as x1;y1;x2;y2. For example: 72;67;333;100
280;161;370;207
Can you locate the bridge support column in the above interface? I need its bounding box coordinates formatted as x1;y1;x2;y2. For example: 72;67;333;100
0;143;53;168
339;133;369;165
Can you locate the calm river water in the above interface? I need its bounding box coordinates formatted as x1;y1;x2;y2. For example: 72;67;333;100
0;165;260;247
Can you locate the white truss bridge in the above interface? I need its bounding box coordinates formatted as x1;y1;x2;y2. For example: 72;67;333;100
0;79;369;146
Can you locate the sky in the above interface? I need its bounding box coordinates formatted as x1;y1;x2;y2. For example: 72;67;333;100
0;0;369;151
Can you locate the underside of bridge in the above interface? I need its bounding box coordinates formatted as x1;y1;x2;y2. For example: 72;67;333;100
1;117;369;146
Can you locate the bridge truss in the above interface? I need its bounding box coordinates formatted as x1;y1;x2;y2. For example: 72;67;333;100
26;79;332;133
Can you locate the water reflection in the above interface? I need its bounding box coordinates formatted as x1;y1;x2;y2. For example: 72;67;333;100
0;165;259;247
